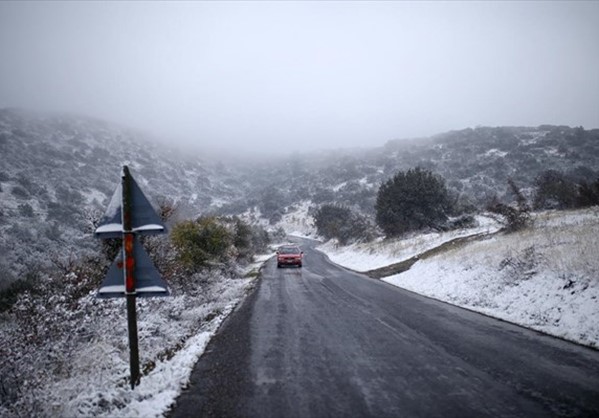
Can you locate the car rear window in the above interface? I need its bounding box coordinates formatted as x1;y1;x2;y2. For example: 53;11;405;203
279;247;301;254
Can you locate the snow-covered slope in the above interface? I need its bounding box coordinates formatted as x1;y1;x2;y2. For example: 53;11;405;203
319;215;501;272
0;109;245;284
2;107;598;416
216;125;599;225
3;108;598;282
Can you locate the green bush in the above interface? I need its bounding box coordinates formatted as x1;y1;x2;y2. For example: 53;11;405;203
171;217;232;270
533;170;577;210
314;204;372;244
375;168;452;237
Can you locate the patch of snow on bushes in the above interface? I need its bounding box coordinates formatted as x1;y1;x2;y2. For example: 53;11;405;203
276;201;316;238
0;266;260;418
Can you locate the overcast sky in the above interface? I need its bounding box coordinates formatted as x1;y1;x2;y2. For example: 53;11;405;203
1;1;598;155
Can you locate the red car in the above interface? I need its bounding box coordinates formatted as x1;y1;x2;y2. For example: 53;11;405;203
276;245;303;268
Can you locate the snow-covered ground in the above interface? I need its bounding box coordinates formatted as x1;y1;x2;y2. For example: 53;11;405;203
277;201;317;238
0;252;276;418
239;200;317;238
319;215;501;272
10;206;595;417
318;208;599;348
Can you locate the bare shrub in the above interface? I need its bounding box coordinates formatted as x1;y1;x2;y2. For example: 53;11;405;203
499;246;542;284
487;178;531;233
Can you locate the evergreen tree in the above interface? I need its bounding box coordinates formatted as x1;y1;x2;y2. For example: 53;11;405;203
533;170;577;210
375;167;451;236
313;204;371;244
576;179;599;207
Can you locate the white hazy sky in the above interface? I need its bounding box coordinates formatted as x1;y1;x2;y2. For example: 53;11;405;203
0;1;598;155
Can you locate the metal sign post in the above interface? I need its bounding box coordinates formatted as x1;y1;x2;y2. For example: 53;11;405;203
122;167;141;388
94;165;169;389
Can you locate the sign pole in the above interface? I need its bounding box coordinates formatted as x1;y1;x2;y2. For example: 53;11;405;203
95;165;168;388
122;166;141;389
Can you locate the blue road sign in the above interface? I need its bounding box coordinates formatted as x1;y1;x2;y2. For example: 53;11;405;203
97;237;170;298
95;171;166;238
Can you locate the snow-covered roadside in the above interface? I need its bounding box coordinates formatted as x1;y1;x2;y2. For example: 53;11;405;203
0;253;273;418
318;215;501;272
277;200;317;238
318;208;599;348
239;201;317;239
101;248;278;417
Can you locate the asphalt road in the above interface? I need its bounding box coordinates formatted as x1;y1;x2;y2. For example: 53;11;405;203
170;237;599;418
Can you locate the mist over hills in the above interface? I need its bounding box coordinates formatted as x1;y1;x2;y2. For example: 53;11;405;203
216;124;599;222
0;108;245;282
1;107;598;284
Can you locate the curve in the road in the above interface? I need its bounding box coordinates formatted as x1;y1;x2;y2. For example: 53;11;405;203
170;237;599;418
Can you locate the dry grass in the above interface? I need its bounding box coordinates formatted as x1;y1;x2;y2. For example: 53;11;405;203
429;207;599;286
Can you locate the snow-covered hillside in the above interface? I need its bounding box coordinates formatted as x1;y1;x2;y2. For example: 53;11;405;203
318;215;501;272
2;107;598;416
239;200;317;239
0;242;275;417
0;109;245;284
2;108;598;285
217;125;599;224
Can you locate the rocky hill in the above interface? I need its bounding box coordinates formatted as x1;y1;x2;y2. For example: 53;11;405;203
1;107;598;285
0;108;244;284
216;125;599;222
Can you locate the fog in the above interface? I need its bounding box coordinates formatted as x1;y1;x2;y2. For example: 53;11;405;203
1;1;598;155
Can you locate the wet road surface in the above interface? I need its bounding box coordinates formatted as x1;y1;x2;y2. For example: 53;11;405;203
170;237;599;417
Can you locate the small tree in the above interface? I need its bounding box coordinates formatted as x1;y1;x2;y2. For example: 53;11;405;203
577;179;599;207
533;170;577;210
375;167;451;237
313;204;371;244
233;218;253;260
170;217;232;270
487;178;531;232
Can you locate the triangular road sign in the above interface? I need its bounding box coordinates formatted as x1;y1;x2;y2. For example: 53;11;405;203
97;237;170;298
95;171;165;238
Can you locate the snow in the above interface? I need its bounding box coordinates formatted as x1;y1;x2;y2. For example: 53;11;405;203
84;309;232;418
99;285;167;294
242;200;317;238
278;201;317;238
319;215;501;272
545;147;562;156
209;197;229;208
3;145;596;415
95;222;167;235
519;130;547;145
318;208;599;348
484;148;508;158
0;252;269;417
95;223;122;234
82;188;107;205
133;224;165;233
332;181;347;192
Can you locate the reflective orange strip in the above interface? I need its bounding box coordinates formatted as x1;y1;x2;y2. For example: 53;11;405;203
124;234;135;293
